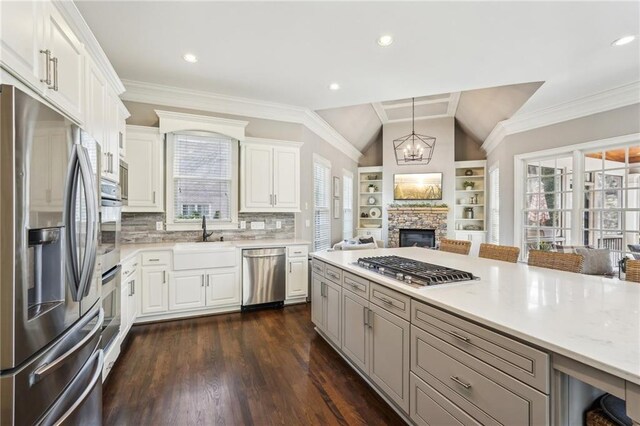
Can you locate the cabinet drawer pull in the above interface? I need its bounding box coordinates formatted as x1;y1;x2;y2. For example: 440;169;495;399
379;296;394;305
447;330;470;342
450;376;472;389
293;251;302;254
327;271;339;279
148;258;160;262
350;283;360;291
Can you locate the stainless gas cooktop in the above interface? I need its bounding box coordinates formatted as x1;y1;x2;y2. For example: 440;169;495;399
356;255;477;287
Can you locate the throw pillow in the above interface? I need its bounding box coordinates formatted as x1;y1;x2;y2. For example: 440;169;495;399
359;236;374;244
554;244;593;254
342;242;377;251
575;247;614;276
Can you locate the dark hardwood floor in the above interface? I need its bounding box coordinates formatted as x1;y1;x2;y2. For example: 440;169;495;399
103;304;405;425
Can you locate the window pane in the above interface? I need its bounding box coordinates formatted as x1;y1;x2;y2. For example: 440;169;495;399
314;160;331;251
343;175;353;240
171;133;234;222
174;134;232;179
174;178;231;220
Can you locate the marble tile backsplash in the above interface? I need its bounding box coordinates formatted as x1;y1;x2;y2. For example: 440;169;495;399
121;212;295;244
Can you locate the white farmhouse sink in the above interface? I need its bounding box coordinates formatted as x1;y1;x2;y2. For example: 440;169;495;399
173;241;233;251
172;242;237;270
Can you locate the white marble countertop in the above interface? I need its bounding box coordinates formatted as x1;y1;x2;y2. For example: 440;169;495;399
120;239;311;261
311;247;640;385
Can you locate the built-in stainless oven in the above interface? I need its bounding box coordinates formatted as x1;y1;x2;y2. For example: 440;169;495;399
100;179;121;273
101;264;121;350
119;159;128;206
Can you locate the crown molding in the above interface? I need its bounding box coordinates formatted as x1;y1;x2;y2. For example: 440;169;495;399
482;81;640;155
156;110;248;140
121;79;361;161
371;102;388;125
447;92;461;116
53;1;125;95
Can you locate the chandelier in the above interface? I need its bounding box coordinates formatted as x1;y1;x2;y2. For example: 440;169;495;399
393;97;436;165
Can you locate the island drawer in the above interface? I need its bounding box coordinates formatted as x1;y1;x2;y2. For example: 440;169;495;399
342;272;369;297
370;282;410;320
411;300;550;393
325;264;343;285
410;372;480;426
411;325;549;426
311;259;325;275
141;251;171;267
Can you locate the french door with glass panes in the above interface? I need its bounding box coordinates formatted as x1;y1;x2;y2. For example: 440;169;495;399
518;140;640;262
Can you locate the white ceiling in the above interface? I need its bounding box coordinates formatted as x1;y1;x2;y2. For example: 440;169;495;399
76;1;639;116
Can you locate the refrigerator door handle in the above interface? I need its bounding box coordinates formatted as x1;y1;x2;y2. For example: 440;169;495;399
75;145;99;299
63;145;82;300
30;308;104;384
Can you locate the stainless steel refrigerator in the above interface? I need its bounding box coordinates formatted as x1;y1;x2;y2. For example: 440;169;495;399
0;85;104;425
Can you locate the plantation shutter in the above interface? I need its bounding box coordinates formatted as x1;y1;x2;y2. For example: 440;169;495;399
489;167;500;244
314;160;331;251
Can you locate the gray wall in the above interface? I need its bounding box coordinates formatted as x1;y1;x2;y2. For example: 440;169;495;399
123;101;359;247
487;103;640;245
358;131;383;166
382;117;456;242
455;121;486;161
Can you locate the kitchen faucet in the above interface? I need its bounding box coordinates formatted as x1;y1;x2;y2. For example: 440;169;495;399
202;216;214;242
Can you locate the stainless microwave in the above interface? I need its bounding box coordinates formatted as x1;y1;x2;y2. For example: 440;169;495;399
119;159;128;206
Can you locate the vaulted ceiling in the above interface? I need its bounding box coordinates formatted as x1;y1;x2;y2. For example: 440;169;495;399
76;1;639;152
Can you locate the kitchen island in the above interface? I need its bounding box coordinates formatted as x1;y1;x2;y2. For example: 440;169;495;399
311;247;640;425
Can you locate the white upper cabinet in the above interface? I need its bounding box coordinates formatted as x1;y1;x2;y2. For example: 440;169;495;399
0;1;45;91
123;126;164;212
1;2;85;123
240;138;302;213
44;4;84;123
272;146;300;210
1;0;128;137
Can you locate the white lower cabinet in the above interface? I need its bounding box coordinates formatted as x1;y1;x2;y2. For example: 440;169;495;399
169;270;206;311
140;267;168;315
205;268;240;308
286;257;308;299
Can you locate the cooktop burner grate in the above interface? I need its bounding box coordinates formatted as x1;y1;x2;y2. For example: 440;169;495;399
356;255;476;286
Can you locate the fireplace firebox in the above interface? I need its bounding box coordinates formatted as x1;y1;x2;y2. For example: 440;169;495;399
399;229;436;248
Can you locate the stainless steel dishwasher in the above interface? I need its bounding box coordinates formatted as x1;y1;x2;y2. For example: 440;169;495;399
242;247;286;309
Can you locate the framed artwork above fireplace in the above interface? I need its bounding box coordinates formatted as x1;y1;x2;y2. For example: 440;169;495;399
393;173;443;200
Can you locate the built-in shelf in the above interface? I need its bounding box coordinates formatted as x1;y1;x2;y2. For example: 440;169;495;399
357;166;384;241
455;161;487;240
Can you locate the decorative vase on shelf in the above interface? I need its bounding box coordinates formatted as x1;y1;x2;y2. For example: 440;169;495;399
465;186;472;191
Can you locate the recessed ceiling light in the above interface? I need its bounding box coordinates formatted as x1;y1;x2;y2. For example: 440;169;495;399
329;83;340;91
183;53;198;63
611;35;636;46
377;35;394;47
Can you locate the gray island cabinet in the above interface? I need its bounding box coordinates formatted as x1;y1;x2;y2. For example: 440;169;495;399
311;247;640;425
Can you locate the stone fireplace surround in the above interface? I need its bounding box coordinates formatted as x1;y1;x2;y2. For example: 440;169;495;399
387;207;448;248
